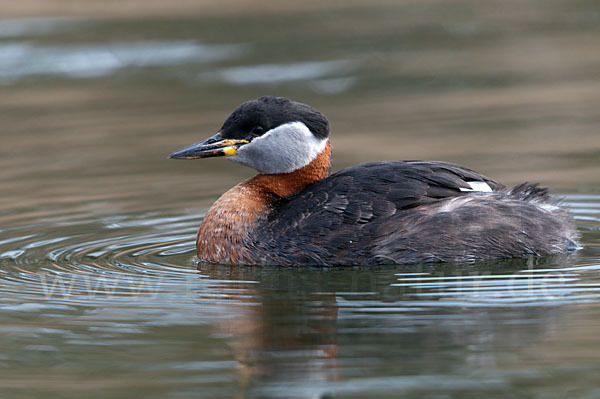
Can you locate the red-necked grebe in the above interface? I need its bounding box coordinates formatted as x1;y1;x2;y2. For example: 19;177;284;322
169;96;579;266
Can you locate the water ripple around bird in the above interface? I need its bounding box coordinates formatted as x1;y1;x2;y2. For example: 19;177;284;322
0;195;599;313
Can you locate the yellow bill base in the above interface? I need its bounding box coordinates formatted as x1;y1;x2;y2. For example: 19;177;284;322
222;146;238;156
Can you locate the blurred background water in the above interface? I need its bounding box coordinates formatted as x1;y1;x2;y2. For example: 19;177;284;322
1;1;600;398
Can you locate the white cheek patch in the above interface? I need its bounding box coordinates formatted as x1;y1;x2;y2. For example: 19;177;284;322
459;181;493;193
230;121;328;174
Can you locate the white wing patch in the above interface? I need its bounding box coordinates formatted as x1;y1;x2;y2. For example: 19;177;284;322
459;181;493;193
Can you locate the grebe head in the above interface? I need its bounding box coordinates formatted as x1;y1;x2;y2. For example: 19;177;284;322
169;96;330;174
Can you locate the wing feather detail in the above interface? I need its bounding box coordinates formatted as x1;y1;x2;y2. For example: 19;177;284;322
246;161;505;265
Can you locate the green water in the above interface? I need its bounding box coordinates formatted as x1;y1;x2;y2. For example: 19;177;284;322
1;1;600;398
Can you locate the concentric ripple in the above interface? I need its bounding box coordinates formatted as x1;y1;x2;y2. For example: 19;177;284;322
1;212;198;271
0;208;265;319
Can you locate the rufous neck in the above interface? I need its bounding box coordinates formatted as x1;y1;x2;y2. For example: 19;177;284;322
249;140;331;198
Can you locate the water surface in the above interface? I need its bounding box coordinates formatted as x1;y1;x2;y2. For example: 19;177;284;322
1;1;600;398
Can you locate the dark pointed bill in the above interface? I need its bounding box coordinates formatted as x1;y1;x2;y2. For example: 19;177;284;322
168;132;249;159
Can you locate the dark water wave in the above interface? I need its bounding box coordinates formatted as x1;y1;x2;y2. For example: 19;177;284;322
1;211;202;312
